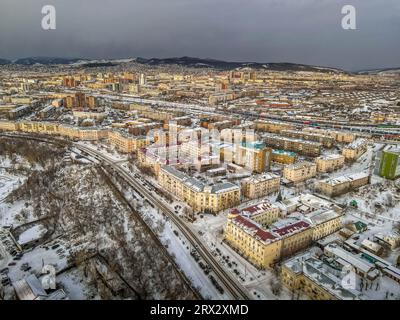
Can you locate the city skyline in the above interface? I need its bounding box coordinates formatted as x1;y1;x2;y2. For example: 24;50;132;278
1;0;399;71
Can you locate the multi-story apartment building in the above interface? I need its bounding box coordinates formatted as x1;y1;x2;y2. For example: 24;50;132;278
0;120;20;131
224;194;343;269
238;142;271;173
208;91;235;105
307;209;343;241
108;130;149;153
272;219;313;259
281;253;361;300
72;111;106;120
241;173;281;199
283;161;317;183
374;147;400;180
342;139;368;161
158;165;240;213
303;127;356;143
315;154;345;172
224;215;282;268
255;120;295;133
63;93;98;109
271;149;297;164
281;130;335;148
316;172;370;197
19;121;59;135
264;134;321;157
230;200;280;227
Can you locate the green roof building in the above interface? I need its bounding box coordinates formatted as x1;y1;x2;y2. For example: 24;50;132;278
375;148;400;180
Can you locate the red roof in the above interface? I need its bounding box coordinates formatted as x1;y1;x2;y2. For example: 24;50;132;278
234;216;276;242
273;221;310;237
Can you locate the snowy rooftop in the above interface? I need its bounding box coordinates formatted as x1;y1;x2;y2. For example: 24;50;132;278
232;215;277;244
242;172;280;184
345;138;368;150
271;218;310;237
320;171;369;186
285;161;316;171
264;133;322;147
235;200;278;218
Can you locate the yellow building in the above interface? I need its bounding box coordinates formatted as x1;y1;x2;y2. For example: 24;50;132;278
281;253;361;300
241;173;280;199
307;209;343;241
303;128;356;143
20;121;59;135
272;220;313;259
224;215;281;268
231;200;280;227
72;111;106;120
264;134;321;157
271;149;297;164
316;172;370;197
281;130;335;148
108;130;149;153
238;143;271;173
342;139;368;161
255;120;295;133
158;165;240;213
283;161;317;183
0;120;20;131
315;154;345;172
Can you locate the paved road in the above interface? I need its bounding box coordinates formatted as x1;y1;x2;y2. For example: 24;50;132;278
76;143;250;300
0;133;250;299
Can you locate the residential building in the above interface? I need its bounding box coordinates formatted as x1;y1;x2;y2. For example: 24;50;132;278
264;134;321;157
342;139;368;161
241;173;280;199
316;172;370;197
158;165;240;213
375;147;400;180
315;154;345;172
283;161;317;183
271;149;297;164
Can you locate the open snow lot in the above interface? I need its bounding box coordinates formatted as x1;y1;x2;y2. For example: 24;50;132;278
57;268;100;300
17;225;47;246
7;241;69;283
0;169;29;226
0;171;23;202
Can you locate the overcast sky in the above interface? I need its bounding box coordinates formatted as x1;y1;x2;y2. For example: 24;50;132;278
0;0;399;71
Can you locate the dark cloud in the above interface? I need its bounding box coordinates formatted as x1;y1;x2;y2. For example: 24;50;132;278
0;0;399;70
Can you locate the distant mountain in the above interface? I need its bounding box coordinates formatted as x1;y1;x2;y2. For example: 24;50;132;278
12;57;81;65
357;67;400;75
1;55;347;73
0;58;11;65
135;56;347;73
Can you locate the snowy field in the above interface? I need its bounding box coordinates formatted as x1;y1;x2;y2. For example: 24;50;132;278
0;170;28;226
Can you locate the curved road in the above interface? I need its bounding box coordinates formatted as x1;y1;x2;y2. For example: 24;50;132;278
0;133;250;299
77;143;250;300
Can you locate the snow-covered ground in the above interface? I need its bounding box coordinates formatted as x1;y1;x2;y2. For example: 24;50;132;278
57;268;101;300
7;239;68;281
0;170;29;226
17;225;47;246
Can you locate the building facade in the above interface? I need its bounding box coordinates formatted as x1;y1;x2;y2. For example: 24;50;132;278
283;161;317;183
